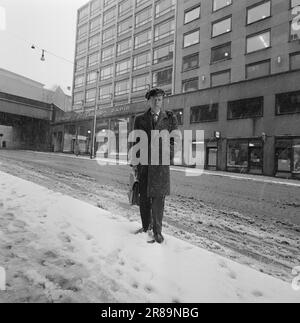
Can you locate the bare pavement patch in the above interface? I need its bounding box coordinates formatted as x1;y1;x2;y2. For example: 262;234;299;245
0;170;299;303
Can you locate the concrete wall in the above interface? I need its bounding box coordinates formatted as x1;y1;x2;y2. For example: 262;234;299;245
0;125;14;149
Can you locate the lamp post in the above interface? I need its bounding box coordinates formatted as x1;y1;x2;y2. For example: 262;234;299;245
90;70;100;159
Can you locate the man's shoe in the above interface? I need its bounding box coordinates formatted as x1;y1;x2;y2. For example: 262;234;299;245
147;230;155;244
154;233;164;244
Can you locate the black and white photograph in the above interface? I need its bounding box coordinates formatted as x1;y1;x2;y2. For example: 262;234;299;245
0;0;300;307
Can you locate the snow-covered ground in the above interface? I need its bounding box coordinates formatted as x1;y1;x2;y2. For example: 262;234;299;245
0;170;299;303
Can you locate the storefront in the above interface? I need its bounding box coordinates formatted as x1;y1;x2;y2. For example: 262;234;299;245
275;137;300;179
227;138;263;174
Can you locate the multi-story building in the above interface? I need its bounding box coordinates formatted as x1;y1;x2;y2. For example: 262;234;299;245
65;0;300;178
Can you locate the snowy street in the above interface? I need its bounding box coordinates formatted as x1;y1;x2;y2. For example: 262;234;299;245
0;150;299;283
0;170;299;303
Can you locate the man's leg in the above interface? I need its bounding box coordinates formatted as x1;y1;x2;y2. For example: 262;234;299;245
139;193;152;232
152;196;166;242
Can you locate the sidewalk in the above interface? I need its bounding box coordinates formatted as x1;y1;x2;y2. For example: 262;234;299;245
0;170;299;303
24;151;300;188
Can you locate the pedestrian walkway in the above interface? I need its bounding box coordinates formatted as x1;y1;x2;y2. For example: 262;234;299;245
0;170;299;303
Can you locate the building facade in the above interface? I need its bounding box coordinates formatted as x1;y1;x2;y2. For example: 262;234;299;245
67;0;300;178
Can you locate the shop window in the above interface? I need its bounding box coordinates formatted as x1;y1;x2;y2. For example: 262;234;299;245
227;140;263;173
294;145;300;173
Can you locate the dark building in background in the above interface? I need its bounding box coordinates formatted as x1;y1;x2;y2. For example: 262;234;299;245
57;0;300;178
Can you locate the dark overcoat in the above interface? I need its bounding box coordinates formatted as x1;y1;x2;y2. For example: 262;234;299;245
133;108;178;197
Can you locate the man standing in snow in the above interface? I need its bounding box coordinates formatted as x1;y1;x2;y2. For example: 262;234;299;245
133;88;178;244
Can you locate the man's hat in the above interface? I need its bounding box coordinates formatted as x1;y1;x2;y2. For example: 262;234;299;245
145;88;166;100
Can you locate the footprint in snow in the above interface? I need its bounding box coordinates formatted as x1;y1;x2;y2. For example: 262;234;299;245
252;290;264;298
58;232;72;244
228;270;237;280
144;285;154;293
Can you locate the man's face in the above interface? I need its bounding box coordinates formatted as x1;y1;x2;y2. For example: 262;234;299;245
149;95;163;110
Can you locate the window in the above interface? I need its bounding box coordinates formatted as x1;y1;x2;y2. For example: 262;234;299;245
133;52;151;70
90;16;101;32
173;109;184;125
246;60;270;79
103;7;116;24
290;52;300;70
276;91;300;115
155;0;176;18
100;65;113;80
153;68;173;87
78;24;88;39
290;21;300;41
75;75;85;88
73;92;84;105
182;53;199;71
228;97;264;120
102;46;115;61
183;29;200;48
136;0;148;7
154;19;175;41
213;0;232;12
115;80;130;96
116;59;131;75
182;78;198;93
135;7;152;27
246;30;271;53
117;38;132;55
76;58;86;72
211;70;230;87
227;141;250;169
132;74;150;92
85;88;97;103
185;6;201;24
76;41;87;55
190;104;218;123
291;0;300;8
212;17;231;37
153;43;174;64
100;84;113;100
247;1;271;25
88;52;100;67
79;6;89;21
89;34;100;49
211;43;231;63
118;17;132;36
134;30;151;49
119;0;133;17
91;0;100;14
103;26;115;43
87;71;98;84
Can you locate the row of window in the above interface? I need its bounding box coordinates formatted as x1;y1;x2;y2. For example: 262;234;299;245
182;0;300;50
182;51;300;92
77;17;175;58
78;0;176;39
76;36;174;73
74;67;173;104
75;43;173;85
189;90;300;124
